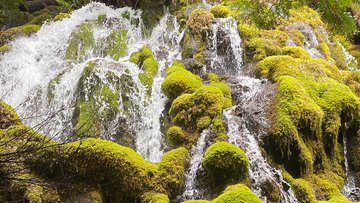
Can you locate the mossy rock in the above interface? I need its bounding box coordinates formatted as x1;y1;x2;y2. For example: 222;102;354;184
169;86;226;130
161;63;202;101
0;24;40;46
141;192;169;203
0;100;22;129
130;45;158;95
282;46;311;59
65;21;94;60
246;38;282;62
202;142;249;185
258;54;360;178
106;29;128;60
0;44;11;53
187;8;214;36
167;126;188;145
210;5;230;18
35;138;188;201
182;184;261;203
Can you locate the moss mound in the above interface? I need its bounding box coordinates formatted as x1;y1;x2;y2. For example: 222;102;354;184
187;8;214;36
169;86;225;130
210;5;230;18
161;63;202;101
35;138;188;201
258;54;360;179
0;100;22;129
130;45;158;94
202;142;249;185
182;184;261;203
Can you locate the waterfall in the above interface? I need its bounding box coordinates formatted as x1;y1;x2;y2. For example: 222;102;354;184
341;123;360;201
0;2;183;163
285;22;323;58
181;127;211;200
206;17;242;76
135;12;184;162
206;16;298;202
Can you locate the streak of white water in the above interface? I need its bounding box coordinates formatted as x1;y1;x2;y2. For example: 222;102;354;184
340;43;358;71
207;17;242;76
341;123;360;201
286;22;323;58
182;127;211;200
135;13;184;162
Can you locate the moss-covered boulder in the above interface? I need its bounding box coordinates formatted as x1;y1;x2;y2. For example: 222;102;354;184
258;54;360;178
210;5;230;18
161;63;202;101
65;21;94;60
34;138;188;201
0;100;22;129
130;45;158;94
182;184;261;203
187;8;214;36
202;142;249;186
141;192;169;203
169;86;225;130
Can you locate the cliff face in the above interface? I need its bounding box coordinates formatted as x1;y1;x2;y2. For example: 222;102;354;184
0;0;360;202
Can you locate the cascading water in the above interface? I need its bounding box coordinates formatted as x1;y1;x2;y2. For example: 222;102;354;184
1;3;146;139
181;127;211;200
206;16;298;202
135;12;184;162
0;2;183;163
341;123;360;201
286;22;323;58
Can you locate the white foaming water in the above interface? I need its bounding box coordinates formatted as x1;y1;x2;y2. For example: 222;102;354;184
135;13;184;162
207;17;242;76
286;22;323;58
182;127;211;200
340;43;358;71
0;3;145;138
341;123;360;201
0;2;180;166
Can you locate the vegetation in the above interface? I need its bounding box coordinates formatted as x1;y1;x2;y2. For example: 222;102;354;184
2;0;360;202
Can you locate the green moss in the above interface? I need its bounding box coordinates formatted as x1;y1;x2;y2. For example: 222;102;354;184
0;100;22;129
106;29;127;60
167;126;188;145
287;30;305;47
202;142;249;185
211;116;227;141
208;80;232;108
246;38;282;62
53;12;70;21
210;5;230;18
187;8;214;36
65;21;94;60
47;72;65;104
36;138;188;201
73;60;120;138
169;86;225;130
282;46;311;59
182;184;261;203
288;6;324;28
237;22;260;41
196;116;212;131
90;191;102;203
316;43;335;64
161;64;202;101
142;192;169;203
130;45;158;95
0;44;11;53
258;54;360;178
0;24;40;46
157;147;189;197
260;29;289;47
